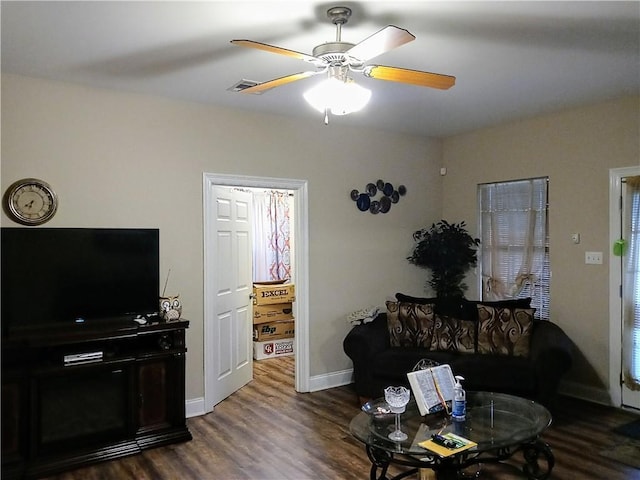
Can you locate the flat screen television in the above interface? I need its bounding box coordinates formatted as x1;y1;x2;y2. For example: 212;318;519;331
1;228;160;334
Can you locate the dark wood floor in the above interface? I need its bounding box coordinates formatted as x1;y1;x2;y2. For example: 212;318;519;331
44;356;640;480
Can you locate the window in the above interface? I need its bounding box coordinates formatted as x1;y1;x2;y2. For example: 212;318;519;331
478;177;550;320
623;176;640;390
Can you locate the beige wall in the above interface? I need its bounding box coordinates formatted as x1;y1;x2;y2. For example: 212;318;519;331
442;96;640;400
5;74;638;404
1;74;443;401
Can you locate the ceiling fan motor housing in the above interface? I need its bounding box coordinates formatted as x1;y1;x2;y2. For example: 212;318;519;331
311;42;356;66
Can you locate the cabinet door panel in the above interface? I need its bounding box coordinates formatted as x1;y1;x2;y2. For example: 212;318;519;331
138;361;168;428
2;382;21;456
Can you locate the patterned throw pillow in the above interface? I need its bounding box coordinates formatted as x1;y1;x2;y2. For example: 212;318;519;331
386;301;435;348
476;305;535;357
429;315;476;354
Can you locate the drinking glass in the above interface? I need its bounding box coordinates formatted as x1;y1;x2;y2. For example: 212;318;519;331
384;386;410;441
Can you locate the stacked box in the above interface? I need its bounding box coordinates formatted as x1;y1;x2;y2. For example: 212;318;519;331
253;320;295;342
252;281;295;305
253;337;295;360
253;281;295;360
253;303;294;324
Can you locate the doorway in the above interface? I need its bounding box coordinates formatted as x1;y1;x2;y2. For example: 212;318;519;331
203;173;309;413
609;166;640;410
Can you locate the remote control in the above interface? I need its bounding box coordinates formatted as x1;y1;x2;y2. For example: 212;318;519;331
431;434;457;449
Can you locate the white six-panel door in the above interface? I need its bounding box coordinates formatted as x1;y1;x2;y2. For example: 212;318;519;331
206;186;253;407
203;172;310;415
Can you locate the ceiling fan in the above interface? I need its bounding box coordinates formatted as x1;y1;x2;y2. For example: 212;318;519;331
230;6;455;106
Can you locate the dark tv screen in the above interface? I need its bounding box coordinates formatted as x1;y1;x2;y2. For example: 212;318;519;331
1;228;159;332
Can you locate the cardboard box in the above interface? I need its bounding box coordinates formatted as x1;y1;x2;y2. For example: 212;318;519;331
253;303;294;324
253;338;295;360
253;320;295;342
253;281;295;305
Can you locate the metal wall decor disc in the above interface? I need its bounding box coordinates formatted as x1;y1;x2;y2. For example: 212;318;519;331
357;193;370;211
380;196;391;213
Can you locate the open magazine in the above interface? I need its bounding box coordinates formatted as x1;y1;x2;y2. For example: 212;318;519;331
406;364;456;416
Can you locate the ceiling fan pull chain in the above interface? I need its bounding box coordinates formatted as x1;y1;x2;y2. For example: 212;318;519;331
324;108;330;126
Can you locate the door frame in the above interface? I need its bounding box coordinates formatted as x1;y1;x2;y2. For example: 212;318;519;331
608;166;640;407
203;172;310;413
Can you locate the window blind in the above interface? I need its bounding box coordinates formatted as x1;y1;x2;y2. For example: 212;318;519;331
478;177;550;320
624;178;640;387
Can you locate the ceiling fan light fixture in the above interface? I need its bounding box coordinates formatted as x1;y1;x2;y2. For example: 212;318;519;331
303;77;371;116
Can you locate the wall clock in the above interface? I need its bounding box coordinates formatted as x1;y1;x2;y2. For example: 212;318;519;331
4;178;58;225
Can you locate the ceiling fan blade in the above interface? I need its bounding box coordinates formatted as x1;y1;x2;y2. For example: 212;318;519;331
346;26;415;62
237;71;317;94
231;39;317;63
363;65;456;90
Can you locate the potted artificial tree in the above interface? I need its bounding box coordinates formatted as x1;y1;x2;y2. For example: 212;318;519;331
407;220;480;298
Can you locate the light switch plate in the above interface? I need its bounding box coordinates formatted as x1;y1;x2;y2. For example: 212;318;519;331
585;251;603;264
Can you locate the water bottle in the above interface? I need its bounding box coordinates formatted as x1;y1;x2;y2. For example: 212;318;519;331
452;375;466;421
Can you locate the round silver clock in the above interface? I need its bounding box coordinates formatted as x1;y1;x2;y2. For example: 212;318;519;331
5;178;58;225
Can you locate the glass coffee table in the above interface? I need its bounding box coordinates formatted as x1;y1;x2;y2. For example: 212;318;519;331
350;391;554;480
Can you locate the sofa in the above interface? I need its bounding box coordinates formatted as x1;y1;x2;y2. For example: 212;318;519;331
343;294;573;409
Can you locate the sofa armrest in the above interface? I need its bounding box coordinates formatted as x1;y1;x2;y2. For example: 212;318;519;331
343;313;391;399
530;320;573;365
529;320;573;406
343;313;390;366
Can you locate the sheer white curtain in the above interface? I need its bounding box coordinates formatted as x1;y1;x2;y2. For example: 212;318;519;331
253;191;271;281
478;178;549;318
623;176;640;390
252;190;291;282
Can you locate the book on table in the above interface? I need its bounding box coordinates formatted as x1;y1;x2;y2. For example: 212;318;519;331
418;432;477;457
406;364;456;416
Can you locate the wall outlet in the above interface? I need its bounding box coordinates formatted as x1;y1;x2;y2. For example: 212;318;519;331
585;251;603;264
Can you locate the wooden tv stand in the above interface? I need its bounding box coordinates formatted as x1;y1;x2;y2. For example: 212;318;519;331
1;319;192;479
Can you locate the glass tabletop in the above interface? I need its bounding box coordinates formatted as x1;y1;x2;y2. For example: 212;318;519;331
350;391;552;457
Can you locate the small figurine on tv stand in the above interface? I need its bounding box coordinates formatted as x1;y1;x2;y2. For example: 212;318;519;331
159;269;182;322
159;295;182;321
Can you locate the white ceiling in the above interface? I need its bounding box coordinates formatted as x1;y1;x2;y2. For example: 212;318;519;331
2;1;639;137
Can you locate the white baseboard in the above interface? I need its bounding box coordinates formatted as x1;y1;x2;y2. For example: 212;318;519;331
186;397;207;418
187;374;614;417
559;380;613;406
307;372;619;407
309;368;353;392
185;370;354;418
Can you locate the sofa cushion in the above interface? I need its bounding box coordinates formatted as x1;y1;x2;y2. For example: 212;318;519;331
477;305;535;357
372;348;458;380
395;293;473;320
386;301;435;348
395;292;438;305
449;354;537;393
429;315;476;354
